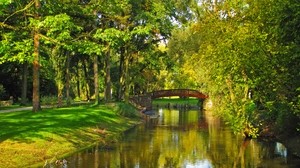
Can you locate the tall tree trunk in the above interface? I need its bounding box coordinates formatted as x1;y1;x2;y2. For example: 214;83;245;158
118;47;130;102
124;52;129;102
118;47;125;101
94;54;100;105
57;81;63;107
32;0;41;112
82;59;90;101
104;49;112;102
54;48;64;108
65;52;71;106
21;63;28;105
225;76;237;111
76;64;81;99
241;69;249;100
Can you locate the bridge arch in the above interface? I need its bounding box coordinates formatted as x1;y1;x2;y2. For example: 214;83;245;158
130;89;208;110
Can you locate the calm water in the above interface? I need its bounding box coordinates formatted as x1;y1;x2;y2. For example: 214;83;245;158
57;108;300;168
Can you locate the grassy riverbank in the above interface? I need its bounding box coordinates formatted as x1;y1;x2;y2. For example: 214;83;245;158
0;103;141;168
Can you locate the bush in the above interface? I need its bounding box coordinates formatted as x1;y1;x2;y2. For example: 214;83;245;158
41;96;58;106
41;96;74;107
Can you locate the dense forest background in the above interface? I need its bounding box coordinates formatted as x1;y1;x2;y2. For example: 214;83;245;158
1;0;299;137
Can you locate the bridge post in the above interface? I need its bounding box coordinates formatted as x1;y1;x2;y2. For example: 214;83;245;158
198;99;204;109
145;95;152;110
136;94;152;110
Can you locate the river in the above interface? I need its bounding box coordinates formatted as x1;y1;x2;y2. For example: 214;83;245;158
57;107;300;168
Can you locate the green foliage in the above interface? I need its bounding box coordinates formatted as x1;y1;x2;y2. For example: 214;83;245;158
0;0;11;15
74;40;103;55
0;32;33;64
167;0;300;137
40;96;58;106
94;28;127;48
40;13;82;45
41;95;75;107
266;101;299;135
1;0;181;104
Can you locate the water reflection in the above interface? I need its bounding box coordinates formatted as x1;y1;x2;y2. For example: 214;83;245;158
53;108;300;168
275;142;288;158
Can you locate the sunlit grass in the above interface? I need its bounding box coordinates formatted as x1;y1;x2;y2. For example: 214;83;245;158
0;103;141;168
153;98;200;106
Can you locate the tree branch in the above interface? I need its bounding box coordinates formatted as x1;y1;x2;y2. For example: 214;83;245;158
3;0;35;24
0;22;16;30
38;33;65;46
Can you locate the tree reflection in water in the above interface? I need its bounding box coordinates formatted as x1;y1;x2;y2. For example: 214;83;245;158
63;108;300;168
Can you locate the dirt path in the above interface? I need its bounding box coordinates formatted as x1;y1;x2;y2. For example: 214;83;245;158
0;107;32;113
0;105;54;113
0;102;92;114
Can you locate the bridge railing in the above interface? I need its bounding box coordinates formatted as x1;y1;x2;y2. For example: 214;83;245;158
129;89;208;110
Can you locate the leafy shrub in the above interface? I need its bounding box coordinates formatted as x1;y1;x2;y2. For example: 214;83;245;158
41;96;74;107
41;96;58;106
112;102;140;118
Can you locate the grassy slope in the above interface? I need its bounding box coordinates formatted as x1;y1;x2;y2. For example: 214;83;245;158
0;103;141;168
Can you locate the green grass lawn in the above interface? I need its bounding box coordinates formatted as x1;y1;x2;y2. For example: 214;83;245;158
0;103;141;168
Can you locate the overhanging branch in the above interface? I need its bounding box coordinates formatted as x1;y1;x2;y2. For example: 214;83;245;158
38;34;65;46
0;22;16;30
3;0;35;24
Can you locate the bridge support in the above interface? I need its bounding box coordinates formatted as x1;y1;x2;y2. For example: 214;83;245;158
129;94;152;110
198;99;204;109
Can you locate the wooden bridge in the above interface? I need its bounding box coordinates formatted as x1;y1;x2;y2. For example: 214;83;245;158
130;89;208;110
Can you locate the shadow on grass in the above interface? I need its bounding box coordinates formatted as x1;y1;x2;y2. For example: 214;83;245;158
0;105;135;145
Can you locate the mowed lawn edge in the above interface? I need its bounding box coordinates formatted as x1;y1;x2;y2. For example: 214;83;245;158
0;103;141;168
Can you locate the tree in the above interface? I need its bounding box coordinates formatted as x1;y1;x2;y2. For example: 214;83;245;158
42;12;82;106
93;54;100;104
32;0;41;112
167;0;300;137
1;0;35;105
